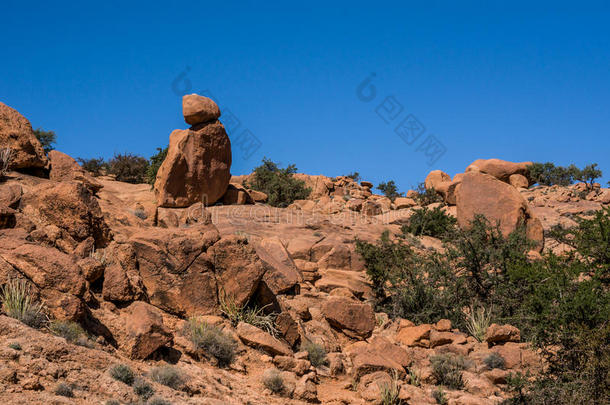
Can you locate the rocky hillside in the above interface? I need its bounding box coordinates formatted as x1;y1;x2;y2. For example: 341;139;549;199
0;97;608;404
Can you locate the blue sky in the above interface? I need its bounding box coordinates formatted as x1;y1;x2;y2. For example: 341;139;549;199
2;1;609;190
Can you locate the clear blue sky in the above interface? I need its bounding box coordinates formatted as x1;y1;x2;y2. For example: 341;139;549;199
2;1;609;189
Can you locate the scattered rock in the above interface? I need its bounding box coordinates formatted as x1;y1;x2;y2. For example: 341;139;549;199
321;297;376;338
236;322;292;356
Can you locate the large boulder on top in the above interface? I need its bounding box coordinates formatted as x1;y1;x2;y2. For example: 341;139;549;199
182;94;221;125
0;102;48;170
465;158;532;184
456;172;543;249
424;170;451;190
154;116;232;207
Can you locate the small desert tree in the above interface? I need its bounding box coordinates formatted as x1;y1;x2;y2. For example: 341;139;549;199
247;158;311;207
33;128;56;154
147;146;168;185
377;180;403;202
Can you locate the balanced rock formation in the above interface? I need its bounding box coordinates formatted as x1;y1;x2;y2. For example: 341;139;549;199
0;102;48;170
456;171;543;249
466;158;532;184
154;95;231;207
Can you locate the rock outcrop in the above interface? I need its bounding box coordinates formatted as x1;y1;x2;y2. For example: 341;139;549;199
154;95;231;207
0;102;48;171
456;172;543;249
466;158;532;184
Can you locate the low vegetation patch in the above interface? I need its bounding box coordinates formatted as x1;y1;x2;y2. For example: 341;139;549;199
465;306;493;342
262;368;285;395
219;293;277;335
414;182;443;206
430;354;467;389
247;157;311;207
379;371;402;405
49;320;86;344
401;206;457;238
107;153;149;183
432;387;448;405
54;382;73;397
302;341;327;367
148;398;172;405
0;147;13;179
185;318;237;367
150;365;185;390
133;378;154;400
1;279;46;328
109;364;135;385
484;352;506;370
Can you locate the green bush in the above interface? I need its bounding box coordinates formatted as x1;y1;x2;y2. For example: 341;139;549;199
49;320;86;343
1;279;46;328
54;382;73;397
484;352;506;370
414;182;443;206
150;365;184;389
262;368;285;394
109;364;135;385
133;378;154;400
8;342;21;350
432;387;448;405
247;158;311;207
358;206;610;403
77;157;107;176
185;318;237;367
401;206;457;238
147;146;168;185
376;180;403;202
107;153;149;184
430;354;467;389
345;172;361;182
104;400;120;405
33;128;56;154
527;162;603;188
303;341;327;367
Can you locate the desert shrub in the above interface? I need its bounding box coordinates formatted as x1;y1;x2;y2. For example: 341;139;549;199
0;147;12;178
77;157;107;176
109;364;135;385
430;354;467;389
574;163;603;189
414;182;443;205
401;206;457;238
407;368;421;387
262;368;285;394
49;320;85;343
8;342;21;350
247;158;311;207
345;171;361;182
150;365;184;390
54;382;73;397
185;318;237;367
303;341;327;367
379;371;402;405
147;146;168;185
527;162;602;188
484;352;506;370
432;387;448;405
1;279;46;328
376;180;403;202
465;306;493;342
107;153;149;184
133;378;154;400
219;293;277;336
104;400;120;405
148;398;172;405
33;128;56;154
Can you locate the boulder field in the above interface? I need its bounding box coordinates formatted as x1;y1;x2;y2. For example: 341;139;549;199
0;99;608;404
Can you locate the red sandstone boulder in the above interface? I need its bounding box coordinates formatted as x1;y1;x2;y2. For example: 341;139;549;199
321;297;376;338
21;182;112;252
425;170;451;190
236;322;292;356
456;172;543;249
182;94;221;125
221;183;254;205
0;102;47;170
154;121;231;207
466;158;531;183
485;323;521;344
48;150;103;192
